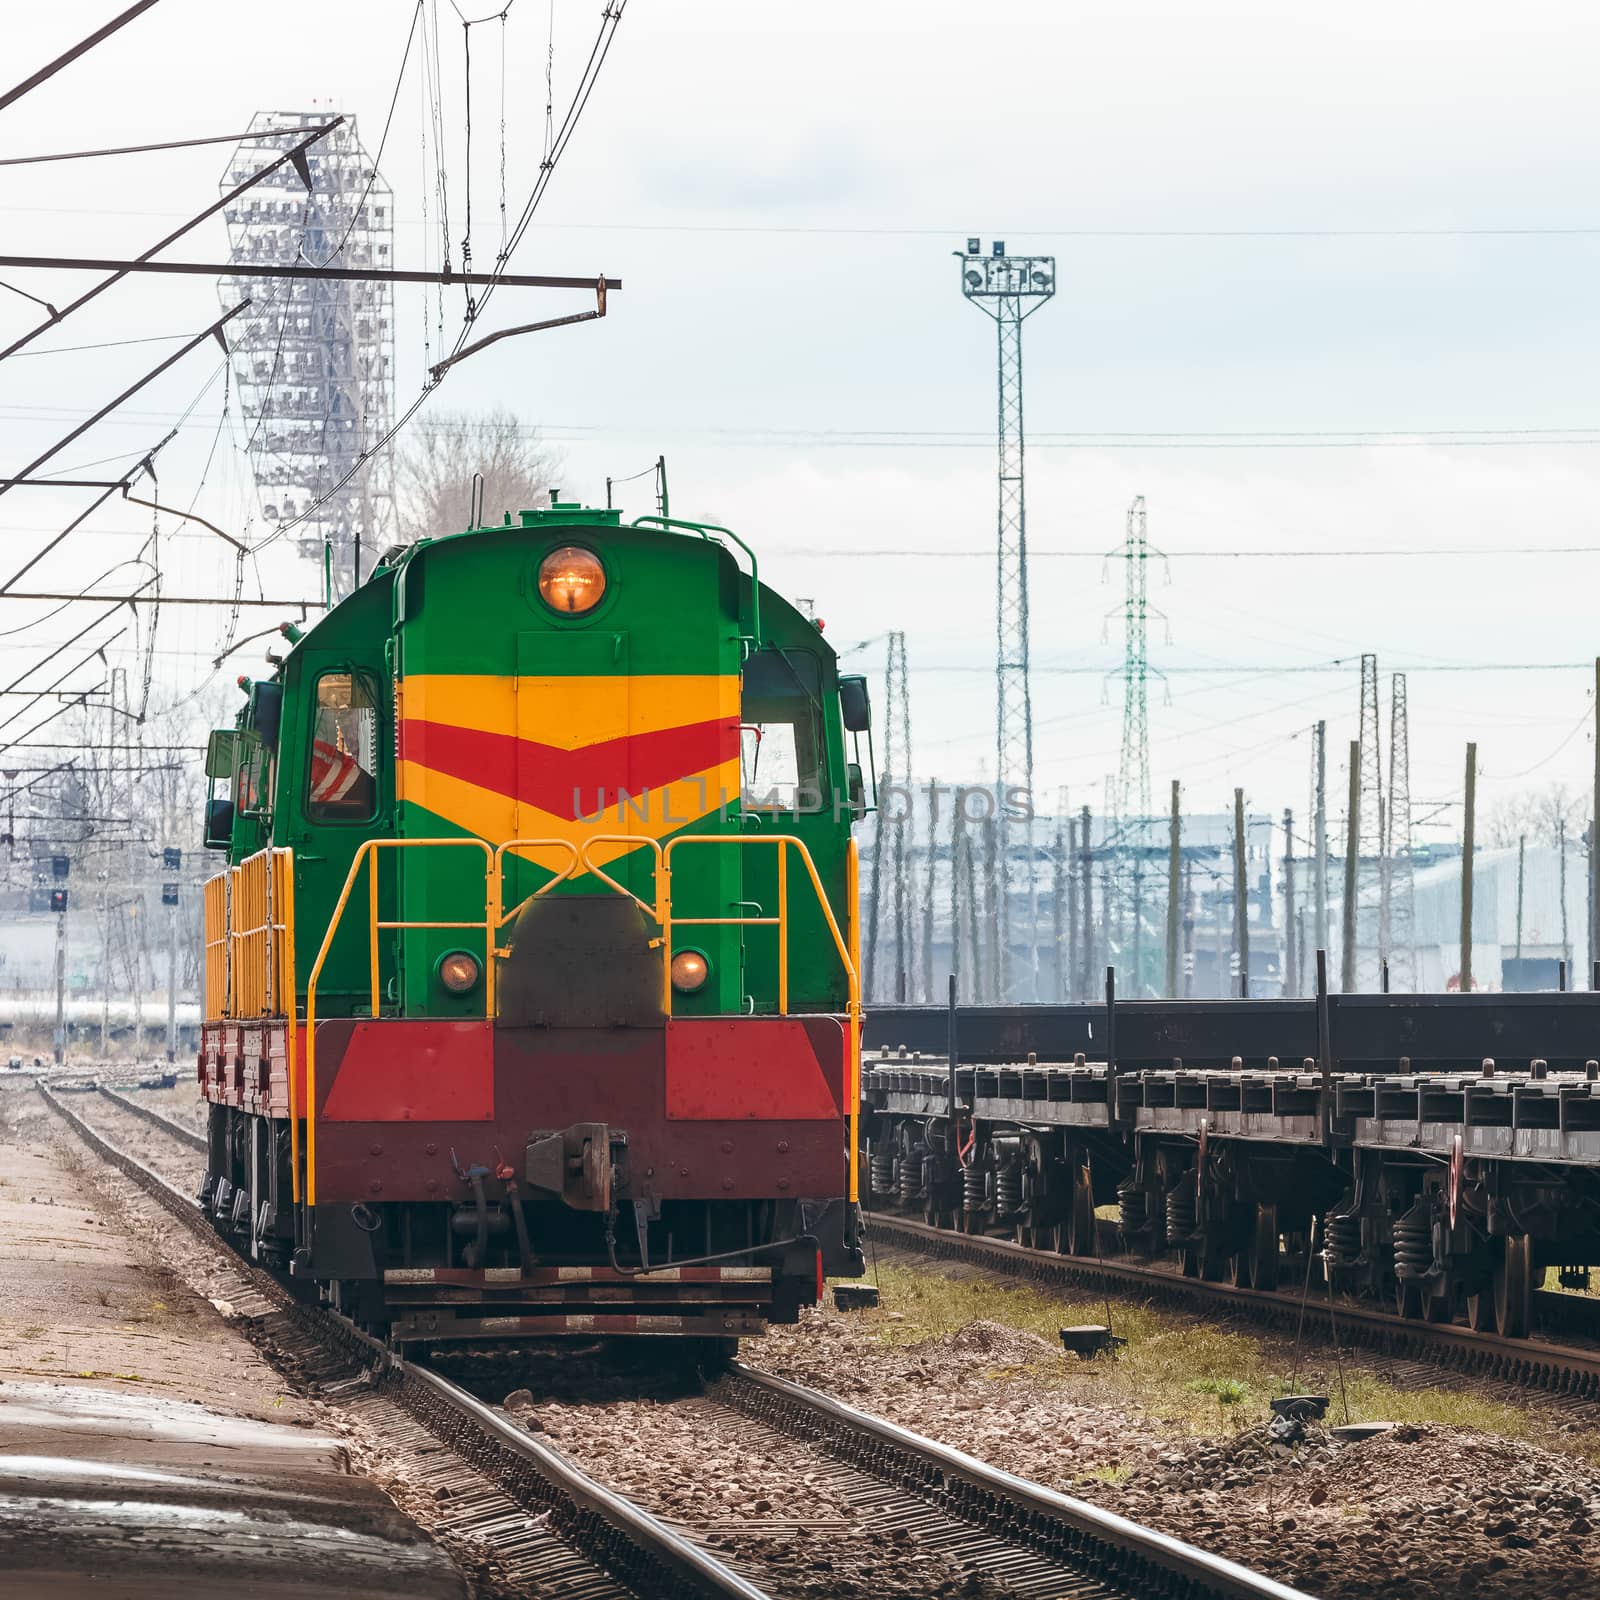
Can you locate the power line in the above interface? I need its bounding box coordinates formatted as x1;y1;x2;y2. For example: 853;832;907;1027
767;545;1600;560
6;331;194;360
0;127;310;166
0;0;163;113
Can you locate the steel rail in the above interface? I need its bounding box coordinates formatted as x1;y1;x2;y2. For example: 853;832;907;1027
868;1212;1600;1400
37;1083;771;1600
98;1084;204;1150
724;1363;1309;1600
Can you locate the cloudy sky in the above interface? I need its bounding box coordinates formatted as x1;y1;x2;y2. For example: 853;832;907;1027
4;0;1599;845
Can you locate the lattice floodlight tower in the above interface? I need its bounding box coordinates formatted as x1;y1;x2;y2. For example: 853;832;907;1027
957;238;1055;1001
220;112;395;599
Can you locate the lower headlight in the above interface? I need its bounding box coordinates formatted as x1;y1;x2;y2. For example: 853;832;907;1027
438;950;481;994
670;950;710;993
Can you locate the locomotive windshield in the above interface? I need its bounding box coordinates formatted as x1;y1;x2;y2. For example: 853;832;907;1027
740;647;823;812
307;671;378;820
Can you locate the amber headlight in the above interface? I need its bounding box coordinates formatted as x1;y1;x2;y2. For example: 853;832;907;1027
438;950;481;994
538;545;606;614
670;950;710;993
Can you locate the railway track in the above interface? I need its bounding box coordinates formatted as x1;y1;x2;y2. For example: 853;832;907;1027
46;1083;1311;1600
39;1083;763;1600
866;1211;1600;1414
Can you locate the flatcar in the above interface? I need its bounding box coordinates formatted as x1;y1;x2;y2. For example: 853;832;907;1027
197;501;869;1352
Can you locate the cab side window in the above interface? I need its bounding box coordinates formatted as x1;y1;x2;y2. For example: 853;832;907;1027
741;649;823;812
233;738;270;815
307;671;378;821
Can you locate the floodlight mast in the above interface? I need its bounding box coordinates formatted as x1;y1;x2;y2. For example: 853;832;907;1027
957;239;1055;1001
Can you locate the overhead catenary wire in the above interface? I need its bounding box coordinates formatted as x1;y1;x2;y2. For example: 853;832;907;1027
0;0;163;114
0;126;316;166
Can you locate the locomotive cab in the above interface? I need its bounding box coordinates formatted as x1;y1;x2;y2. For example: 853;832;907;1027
198;503;867;1346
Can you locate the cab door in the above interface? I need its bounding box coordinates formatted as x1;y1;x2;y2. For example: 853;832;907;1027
284;653;394;1017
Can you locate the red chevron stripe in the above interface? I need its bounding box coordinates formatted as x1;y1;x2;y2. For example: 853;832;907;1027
401;715;737;821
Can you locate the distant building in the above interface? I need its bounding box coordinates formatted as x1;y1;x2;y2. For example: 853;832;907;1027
1326;842;1587;992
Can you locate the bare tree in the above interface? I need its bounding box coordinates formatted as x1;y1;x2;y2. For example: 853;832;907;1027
397;409;559;540
1486;782;1588;849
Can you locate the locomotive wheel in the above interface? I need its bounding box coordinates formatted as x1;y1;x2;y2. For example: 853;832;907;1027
1066;1164;1096;1257
1494;1235;1533;1338
1180;1244;1202;1278
1250;1204;1280;1291
1465;1286;1497;1330
1423;1289;1454;1324
1396;1279;1424;1319
1229;1204;1278;1290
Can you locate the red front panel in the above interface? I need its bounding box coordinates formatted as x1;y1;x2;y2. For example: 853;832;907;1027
664;1017;843;1120
321;1020;494;1122
305;1015;850;1205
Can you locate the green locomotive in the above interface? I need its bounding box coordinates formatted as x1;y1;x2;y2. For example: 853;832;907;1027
199;502;869;1346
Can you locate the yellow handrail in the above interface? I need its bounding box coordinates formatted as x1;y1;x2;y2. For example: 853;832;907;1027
491;837;585;934
300;836;578;1207
660;833;858;1020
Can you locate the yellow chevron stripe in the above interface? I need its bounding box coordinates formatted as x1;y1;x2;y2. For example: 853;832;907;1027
402;673;738;750
396;755;742;872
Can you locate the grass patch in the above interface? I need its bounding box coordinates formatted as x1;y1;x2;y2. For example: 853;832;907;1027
1187;1376;1251;1406
862;1262;1600;1458
1076;1463;1132;1486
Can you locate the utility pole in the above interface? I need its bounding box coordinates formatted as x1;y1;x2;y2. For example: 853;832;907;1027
1078;803;1094;1000
921;780;939;1004
1461;742;1477;994
1343;740;1360;992
131;902;144;1055
1561;815;1571;982
1165;780;1181;997
1181;861;1195;997
1214;870;1228;997
163;848;181;1062
1593;659;1599;986
52;886;67;1067
1283;808;1297;998
981;816;1000;1003
949;800;969;1001
957;239;1055;1000
1130;858;1145;998
1051;809;1068;1000
1233;789;1249;998
1313;721;1328;965
1063;815;1078;1001
1102;860;1115;991
1514;833;1527;984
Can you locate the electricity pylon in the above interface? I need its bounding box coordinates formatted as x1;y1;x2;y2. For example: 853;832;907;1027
957;238;1055;999
1385;672;1415;991
864;633;917;1000
1357;653;1383;986
1108;494;1167;824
